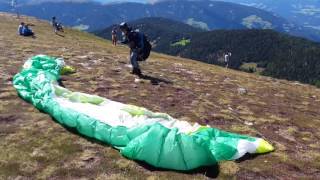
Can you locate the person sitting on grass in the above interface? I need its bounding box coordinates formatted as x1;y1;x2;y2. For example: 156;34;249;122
22;24;34;37
18;22;35;37
17;22;24;35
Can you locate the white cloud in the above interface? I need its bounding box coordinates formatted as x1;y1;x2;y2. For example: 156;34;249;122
17;0;92;5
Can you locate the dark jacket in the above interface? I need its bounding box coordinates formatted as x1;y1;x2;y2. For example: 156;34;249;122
122;30;144;50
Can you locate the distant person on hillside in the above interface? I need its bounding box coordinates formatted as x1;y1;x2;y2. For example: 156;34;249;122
224;52;231;68
112;28;117;46
11;0;19;18
119;22;152;76
52;16;64;34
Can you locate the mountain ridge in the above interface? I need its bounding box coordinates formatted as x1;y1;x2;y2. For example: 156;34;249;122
0;0;319;41
218;0;320;31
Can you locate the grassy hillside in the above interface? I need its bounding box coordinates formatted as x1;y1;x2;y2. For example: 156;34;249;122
1;13;320;179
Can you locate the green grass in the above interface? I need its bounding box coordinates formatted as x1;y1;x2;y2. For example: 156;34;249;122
239;62;265;74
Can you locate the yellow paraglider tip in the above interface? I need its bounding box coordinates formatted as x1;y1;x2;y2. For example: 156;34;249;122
256;139;275;153
60;65;76;75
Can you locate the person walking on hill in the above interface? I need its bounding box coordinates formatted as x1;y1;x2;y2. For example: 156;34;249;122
52;16;64;34
111;28;117;46
119;22;152;76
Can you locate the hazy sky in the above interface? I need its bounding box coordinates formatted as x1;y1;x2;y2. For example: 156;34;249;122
95;0;168;5
97;0;171;4
13;0;155;4
95;0;147;3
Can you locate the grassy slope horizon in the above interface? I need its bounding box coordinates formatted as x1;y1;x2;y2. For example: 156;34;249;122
1;13;320;179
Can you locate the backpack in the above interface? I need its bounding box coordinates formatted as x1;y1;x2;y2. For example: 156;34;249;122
140;34;152;61
132;31;151;61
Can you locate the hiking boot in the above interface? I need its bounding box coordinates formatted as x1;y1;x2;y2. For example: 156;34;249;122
131;68;142;76
136;68;142;76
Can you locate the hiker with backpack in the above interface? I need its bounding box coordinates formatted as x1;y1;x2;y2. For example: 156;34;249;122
119;22;152;76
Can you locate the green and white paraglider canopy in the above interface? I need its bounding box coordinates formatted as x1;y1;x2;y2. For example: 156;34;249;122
13;55;274;171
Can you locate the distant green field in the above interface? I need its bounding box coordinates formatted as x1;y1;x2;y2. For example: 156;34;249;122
171;38;191;47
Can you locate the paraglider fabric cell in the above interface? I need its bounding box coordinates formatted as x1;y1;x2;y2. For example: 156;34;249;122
13;55;274;171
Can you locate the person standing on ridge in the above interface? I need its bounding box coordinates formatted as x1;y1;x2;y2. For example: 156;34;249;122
224;52;231;68
119;22;152;76
111;28;117;46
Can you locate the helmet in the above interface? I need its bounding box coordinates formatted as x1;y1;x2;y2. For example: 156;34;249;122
119;22;129;31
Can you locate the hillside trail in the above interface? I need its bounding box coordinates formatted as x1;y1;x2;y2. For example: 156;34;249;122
1;13;320;179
